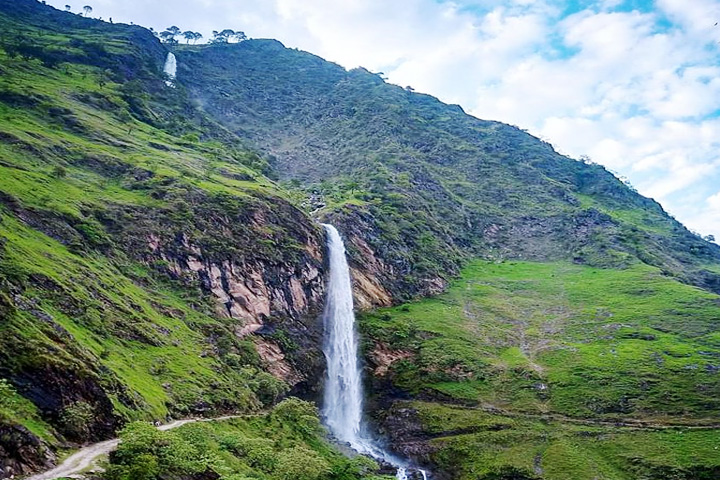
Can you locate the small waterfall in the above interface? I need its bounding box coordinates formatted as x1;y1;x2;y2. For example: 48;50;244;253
321;224;428;480
163;52;177;87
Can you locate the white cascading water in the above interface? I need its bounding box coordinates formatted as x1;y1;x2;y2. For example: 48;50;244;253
163;52;177;87
321;224;427;480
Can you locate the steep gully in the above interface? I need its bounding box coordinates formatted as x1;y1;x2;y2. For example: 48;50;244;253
321;224;427;480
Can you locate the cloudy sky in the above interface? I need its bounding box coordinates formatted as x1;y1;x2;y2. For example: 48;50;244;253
48;0;720;240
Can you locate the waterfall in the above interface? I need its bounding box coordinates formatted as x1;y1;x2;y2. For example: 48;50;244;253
321;224;428;480
163;52;177;87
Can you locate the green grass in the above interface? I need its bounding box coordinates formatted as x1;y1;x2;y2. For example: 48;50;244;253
0;379;55;442
362;261;720;478
411;401;720;480
0;213;275;423
362;260;720;419
0;16;301;445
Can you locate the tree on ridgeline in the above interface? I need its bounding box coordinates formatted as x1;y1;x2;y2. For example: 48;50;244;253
219;29;236;42
211;29;233;43
159;26;181;44
82;5;92;16
192;32;203;44
182;30;195;44
210;29;247;44
159;31;174;44
64;5;71;12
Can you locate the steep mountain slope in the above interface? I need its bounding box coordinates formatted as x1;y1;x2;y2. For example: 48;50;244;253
178;40;720;302
0;2;330;477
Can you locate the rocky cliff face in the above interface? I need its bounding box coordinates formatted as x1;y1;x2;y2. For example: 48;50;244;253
139;206;328;388
0;423;56;479
323;208;451;306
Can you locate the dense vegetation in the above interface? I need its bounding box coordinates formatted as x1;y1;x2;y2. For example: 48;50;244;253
105;398;388;480
0;1;719;479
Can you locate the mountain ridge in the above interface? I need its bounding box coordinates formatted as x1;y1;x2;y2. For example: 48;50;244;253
1;1;720;479
177;37;720;299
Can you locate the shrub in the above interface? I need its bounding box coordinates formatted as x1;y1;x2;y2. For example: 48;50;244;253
274;446;331;480
59;401;94;439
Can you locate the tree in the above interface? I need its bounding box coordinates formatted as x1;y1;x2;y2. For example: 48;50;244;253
82;5;92;16
704;234;716;243
233;31;247;42
51;165;67;178
159;31;178;45
211;29;237;44
59;401;94;438
274;447;330;480
182;31;195;44
192;32;203;44
64;5;71;11
160;26;181;44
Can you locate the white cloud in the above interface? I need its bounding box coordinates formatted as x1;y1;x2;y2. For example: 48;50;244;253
709;192;720;211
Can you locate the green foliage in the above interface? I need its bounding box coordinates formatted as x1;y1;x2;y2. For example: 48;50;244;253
275;446;331;480
59;401;95;438
0;379;19;414
363;259;720;479
51;165;67;178
106;422;212;480
270;397;324;437
0;378;53;441
105;407;376;480
363;260;720;418
0;2;317;449
417;399;720;480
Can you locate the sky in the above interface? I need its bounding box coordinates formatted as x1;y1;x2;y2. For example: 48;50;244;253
47;0;720;240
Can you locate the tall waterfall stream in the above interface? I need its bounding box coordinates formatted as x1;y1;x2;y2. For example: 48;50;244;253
321;224;427;480
163;52;177;87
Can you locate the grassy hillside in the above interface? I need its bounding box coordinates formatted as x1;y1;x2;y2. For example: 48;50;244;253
411;401;720;480
0;1;327;475
361;260;720;478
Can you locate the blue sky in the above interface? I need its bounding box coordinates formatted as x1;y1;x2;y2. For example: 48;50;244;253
47;0;720;240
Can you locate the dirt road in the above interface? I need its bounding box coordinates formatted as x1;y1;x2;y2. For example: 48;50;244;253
25;416;240;480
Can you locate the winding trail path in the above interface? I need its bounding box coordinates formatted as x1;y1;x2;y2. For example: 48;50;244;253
25;416;241;480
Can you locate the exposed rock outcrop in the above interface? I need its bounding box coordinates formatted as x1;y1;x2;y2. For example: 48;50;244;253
111;195;330;389
379;403;437;467
0;422;56;479
371;343;413;377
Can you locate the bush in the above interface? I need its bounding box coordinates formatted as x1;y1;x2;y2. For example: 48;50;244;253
106;422;211;480
270;397;323;436
274;446;331;480
59;401;94;439
51;165;67;178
